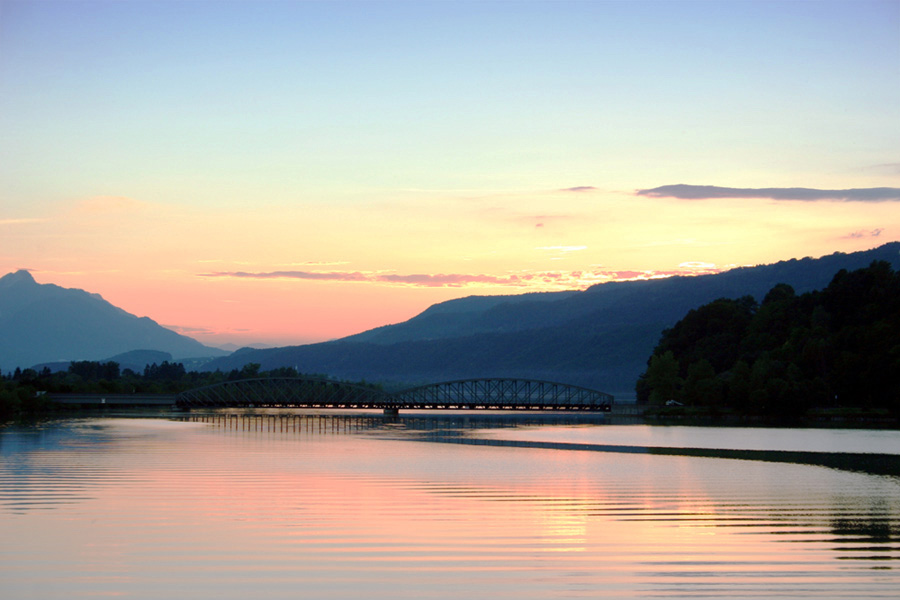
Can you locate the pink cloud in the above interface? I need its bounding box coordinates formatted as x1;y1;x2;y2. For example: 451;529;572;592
198;265;723;290
376;273;520;287
200;270;368;281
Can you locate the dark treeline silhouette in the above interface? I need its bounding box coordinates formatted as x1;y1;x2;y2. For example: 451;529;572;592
0;361;359;420
636;261;900;418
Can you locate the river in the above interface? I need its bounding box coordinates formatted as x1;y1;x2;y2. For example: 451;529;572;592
1;411;898;599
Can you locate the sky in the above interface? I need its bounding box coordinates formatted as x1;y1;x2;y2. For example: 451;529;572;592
1;0;898;348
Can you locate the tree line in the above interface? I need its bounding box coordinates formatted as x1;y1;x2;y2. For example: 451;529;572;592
636;261;900;418
0;361;347;421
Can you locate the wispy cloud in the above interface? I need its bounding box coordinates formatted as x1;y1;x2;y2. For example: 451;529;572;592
377;273;523;287
559;186;597;193
637;184;900;202
596;268;719;280
201;270;369;282
199;264;723;290
200;270;514;287
521;214;578;229
842;228;884;239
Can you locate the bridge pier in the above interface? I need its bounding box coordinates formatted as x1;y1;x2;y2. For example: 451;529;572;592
383;408;399;417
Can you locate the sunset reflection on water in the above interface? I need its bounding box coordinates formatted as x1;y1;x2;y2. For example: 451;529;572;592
1;414;898;599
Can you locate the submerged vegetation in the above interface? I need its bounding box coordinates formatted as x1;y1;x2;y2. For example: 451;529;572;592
637;261;900;419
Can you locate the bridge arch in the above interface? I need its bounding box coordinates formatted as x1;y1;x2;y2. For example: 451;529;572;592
392;378;613;411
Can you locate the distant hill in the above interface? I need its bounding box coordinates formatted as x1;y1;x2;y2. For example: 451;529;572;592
216;342;274;352
201;243;900;395
342;291;581;344
31;349;175;374
0;271;227;371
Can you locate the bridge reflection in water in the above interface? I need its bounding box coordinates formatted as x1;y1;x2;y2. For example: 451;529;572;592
175;377;614;414
180;411;610;438
179;412;900;478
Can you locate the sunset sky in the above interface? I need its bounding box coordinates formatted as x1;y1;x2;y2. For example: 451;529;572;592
1;0;898;348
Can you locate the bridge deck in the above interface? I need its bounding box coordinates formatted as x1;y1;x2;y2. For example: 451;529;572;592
175;377;614;413
47;394;177;406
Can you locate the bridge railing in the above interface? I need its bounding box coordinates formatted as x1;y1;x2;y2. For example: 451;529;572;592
392;378;613;411
176;377;390;409
176;377;613;412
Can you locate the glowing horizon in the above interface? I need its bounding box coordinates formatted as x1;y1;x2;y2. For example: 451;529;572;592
1;1;898;348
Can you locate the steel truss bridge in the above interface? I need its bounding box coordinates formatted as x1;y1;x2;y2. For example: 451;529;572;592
175;377;613;413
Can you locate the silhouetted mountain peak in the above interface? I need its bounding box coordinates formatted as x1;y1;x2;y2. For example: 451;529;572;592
0;269;37;288
0;271;227;369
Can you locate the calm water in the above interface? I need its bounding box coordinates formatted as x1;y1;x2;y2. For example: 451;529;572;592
1;412;898;599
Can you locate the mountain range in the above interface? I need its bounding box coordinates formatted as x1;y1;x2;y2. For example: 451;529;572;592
201;242;900;395
0;270;226;371
3;243;898;394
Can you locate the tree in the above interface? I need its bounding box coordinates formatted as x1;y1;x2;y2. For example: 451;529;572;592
640;351;682;406
654;296;756;373
725;360;752;411
239;363;261;379
638;262;900;417
682;359;721;407
144;361;186;381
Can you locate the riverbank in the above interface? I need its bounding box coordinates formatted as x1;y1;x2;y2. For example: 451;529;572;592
5;403;898;431
642;404;899;428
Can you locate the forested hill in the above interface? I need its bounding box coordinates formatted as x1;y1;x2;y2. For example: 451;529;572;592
201;243;900;394
342;244;900;346
637;260;900;417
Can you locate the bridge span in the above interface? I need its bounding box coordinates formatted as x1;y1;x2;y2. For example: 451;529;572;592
175;377;614;414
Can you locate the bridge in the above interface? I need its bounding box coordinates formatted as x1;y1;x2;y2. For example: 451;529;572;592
175;377;614;414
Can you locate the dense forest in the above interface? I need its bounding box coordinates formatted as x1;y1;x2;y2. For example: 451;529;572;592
636;261;900;418
0;361;349;421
